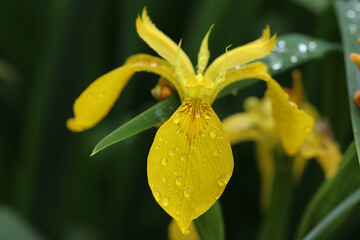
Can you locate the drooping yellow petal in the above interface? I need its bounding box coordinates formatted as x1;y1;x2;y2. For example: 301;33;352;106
204;26;276;81
197;25;214;75
266;78;314;155
168;220;200;240
208;62;269;104
136;8;194;78
295;128;342;180
67;54;179;132
147;97;234;234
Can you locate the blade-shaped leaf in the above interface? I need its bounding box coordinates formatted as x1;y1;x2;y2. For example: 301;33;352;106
295;142;360;240
91;94;180;155
194;201;225;240
93;34;340;155
335;0;360;165
0;206;44;240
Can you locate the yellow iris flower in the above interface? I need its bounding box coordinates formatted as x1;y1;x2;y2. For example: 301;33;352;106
67;8;313;234
222;70;341;209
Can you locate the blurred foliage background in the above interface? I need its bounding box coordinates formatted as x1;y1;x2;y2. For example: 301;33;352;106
0;0;359;239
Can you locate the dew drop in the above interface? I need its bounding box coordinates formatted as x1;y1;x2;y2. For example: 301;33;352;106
181;153;187;161
162;176;167;182
278;40;286;48
205;113;211;120
175;176;183;186
175;209;180;214
298;43;307;53
347;10;356;19
290;56;298;63
184;188;192;198
165;139;169;143
191;142;197;149
174;170;179;175
173;113;181;124
308;41;317;51
98;92;104;98
349;24;357;35
88;93;94;98
217;174;230;186
272;62;282;70
161;158;168;166
161;197;170;206
153;191;161;200
155;145;160;150
195;113;200;118
213;149;219;156
169;149;175;156
159;136;164;141
210;129;216;138
150;62;158;67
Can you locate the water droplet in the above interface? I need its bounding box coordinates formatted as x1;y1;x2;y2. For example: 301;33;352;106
175;176;183;186
298;43;307;53
161;158;168;166
356;3;360;12
181;153;187;161
161;197;170;206
272;62;282;70
165;139;169;143
213;149;219;156
217;174;230;186
349;24;357;35
308;41;317;51
174;170;179;175
191;142;197;149
278;40;286;48
289;101;297;108
153;191;161;200
169;149;175;156
290;56;298;63
210;129;216;138
88;93;94;98
150;183;155;187
347;10;356;19
175;209;180;214
150;62;158;67
162;176;167;182
195;113;200;118
155;145;160;150
205;113;211;120
159;136;164;141
98;92;104;98
234;65;241;69
184;188;192;198
173;113;181;124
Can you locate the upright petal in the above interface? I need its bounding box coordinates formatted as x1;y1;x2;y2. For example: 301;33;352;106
147;98;233;234
67;54;179;132
136;8;194;78
197;25;214;75
204;26;276;80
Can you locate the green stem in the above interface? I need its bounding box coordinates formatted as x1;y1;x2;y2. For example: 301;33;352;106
195;201;225;240
258;147;295;240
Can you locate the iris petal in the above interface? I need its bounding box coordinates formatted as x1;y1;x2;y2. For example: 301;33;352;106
136;8;194;78
67;54;179;132
147;98;233;234
204;26;276;81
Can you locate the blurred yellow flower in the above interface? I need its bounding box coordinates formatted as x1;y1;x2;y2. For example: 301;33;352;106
66;8;313;234
222;70;341;209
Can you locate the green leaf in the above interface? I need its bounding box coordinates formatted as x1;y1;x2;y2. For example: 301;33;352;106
292;0;331;14
194;201;225;240
91;94;180;156
335;0;360;165
303;187;360;240
295;142;360;240
92;34;340;155
0;206;44;240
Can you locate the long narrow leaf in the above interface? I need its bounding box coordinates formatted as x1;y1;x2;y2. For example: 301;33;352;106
295;142;360;240
93;34;340;155
335;0;360;164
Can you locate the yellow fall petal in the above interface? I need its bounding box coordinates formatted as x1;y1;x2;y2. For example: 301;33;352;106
136;8;194;78
67;54;179;132
147;98;234;234
168;220;200;240
266;78;314;155
204;26;276;80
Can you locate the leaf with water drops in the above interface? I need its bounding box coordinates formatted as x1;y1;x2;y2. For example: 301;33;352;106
335;0;360;164
147;98;233;234
92;34;339;155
